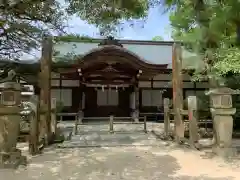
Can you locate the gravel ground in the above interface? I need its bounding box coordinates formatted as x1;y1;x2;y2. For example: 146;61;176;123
1;122;240;180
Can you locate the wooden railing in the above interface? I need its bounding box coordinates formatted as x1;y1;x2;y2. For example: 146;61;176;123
139;112;164;122
56;112;78;122
73;116;147;135
163;97;212;147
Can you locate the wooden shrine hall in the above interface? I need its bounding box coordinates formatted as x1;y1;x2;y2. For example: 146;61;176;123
50;36;209;120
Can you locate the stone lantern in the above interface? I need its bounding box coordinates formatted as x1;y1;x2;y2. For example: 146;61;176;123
0;82;26;168
1;82;21;106
206;87;240;156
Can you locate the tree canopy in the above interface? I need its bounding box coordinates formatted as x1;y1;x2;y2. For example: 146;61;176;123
1;0;155;59
0;0;66;60
66;0;150;35
4;0;240;81
167;0;240;79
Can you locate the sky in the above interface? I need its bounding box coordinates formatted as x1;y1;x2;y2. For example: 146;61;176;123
65;7;172;41
23;6;172;60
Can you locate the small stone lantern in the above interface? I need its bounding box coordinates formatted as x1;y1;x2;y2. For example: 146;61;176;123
1;82;21;106
0;82;26;168
206;87;240;156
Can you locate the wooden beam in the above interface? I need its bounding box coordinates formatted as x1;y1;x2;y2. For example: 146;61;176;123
172;43;184;143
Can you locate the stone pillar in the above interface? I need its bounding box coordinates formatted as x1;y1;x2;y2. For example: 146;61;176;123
29;95;40;155
206;87;240;157
164;98;170;137
0;82;26;168
131;86;139;122
187;96;199;147
51;98;57;136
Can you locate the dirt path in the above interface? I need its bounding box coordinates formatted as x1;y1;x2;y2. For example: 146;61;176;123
0;123;240;180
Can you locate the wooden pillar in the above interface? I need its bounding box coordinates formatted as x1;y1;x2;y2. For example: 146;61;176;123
78;86;83;111
132;85;139;122
172;43;184;143
39;36;53;145
74;84;84;134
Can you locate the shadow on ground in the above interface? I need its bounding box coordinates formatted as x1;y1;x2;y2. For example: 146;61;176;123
0;122;237;180
0;145;234;180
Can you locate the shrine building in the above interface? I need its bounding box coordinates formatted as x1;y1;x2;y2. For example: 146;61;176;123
50;37;209;120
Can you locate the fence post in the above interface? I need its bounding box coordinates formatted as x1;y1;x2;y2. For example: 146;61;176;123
187;96;199;147
74;111;83;135
29;96;40;155
74;115;78;135
51;98;57;137
109;115;114;133
143;116;147;133
29;112;38;155
164;98;170;137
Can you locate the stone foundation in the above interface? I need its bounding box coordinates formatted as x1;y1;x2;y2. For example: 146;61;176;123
132;110;139;122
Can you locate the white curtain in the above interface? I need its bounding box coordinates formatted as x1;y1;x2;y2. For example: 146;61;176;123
142;90;152;106
97;90;108;105
108;90;118;105
97;89;118;106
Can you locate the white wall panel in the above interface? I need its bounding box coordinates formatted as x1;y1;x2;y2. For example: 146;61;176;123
153;81;172;88
138;81;151;88
142;90;163;107
51;80;60;86
51;89;72;107
62;80;79;87
142;90;152;106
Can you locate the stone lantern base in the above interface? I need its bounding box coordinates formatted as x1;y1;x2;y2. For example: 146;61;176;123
211;109;238;158
206;87;240;158
132;109;139;122
212;146;238;158
0;149;27;169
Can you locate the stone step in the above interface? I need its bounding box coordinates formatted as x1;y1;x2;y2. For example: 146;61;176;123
58;132;164;148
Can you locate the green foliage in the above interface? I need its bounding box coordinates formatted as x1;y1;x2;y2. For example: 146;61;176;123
0;0;65;59
214;47;240;75
54;34;94;43
65;0;150;35
152;36;164;41
225;75;240;127
167;0;240;77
